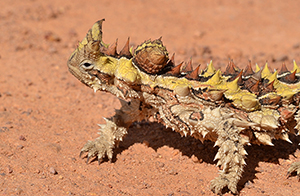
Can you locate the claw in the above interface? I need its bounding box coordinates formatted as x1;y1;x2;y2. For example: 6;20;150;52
98;157;103;165
79;151;85;158
86;156;91;164
287;162;300;180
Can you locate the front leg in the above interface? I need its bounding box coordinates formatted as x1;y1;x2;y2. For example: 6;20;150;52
80;99;152;163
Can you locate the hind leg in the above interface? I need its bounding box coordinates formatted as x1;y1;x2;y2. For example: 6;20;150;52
210;119;248;194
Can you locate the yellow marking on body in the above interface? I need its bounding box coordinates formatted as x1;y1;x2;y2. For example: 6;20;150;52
91;23;101;41
255;63;260;72
292;60;300;73
205;70;222;85
202;60;216;77
70;19;300;111
116;58;141;83
262;63;271;78
267;71;278;82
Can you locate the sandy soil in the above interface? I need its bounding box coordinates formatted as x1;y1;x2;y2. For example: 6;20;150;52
1;0;300;195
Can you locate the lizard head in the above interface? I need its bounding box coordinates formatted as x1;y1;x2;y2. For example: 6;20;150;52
67;19;115;93
68;19;171;96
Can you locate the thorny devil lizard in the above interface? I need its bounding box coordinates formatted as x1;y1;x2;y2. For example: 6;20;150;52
67;19;300;194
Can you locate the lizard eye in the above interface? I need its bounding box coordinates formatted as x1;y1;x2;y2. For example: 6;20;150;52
80;61;94;70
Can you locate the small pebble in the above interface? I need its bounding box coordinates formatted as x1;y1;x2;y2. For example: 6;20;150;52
293;43;300;49
49;167;57;175
15;187;23;194
157;161;165;168
45;32;61;42
191;155;199;163
168;169;178;175
19;135;26;141
7;166;13;173
172;150;179;156
142;140;149;147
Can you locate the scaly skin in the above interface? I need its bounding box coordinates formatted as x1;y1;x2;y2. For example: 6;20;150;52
67;19;300;194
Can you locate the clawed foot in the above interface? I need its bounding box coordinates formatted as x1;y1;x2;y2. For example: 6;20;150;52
80;137;114;164
79;118;128;164
210;176;237;195
287;161;300;180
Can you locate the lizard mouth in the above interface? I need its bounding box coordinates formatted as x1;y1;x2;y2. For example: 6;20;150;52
68;64;93;86
68;65;82;81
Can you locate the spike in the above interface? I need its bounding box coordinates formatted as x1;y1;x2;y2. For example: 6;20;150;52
225;60;239;75
262;62;272;78
261;115;279;129
241;159;247;165
241;136;250;145
240;148;248;156
129;46;134;55
233;120;258;128
181;58;193;74
174;85;190;97
279;62;289;75
213;151;222;161
214;139;223;147
281;70;297;83
241;94;259;110
167;62;183;75
252;68;263;81
93;87;98;93
101;39;118;56
227;77;240;92
266;80;275;91
186;65;200;79
212;107;222;118
170;53;175;65
260;94;281;106
119;37;132;58
250;80;260;93
88;40;100;52
202;130;208;138
233;155;240;164
233;70;243;84
244;60;254;77
183;130;188;137
207;70;221;85
78;41;85;51
280;108;296;121
254;132;274;146
267;70;278;83
207;89;226;101
292;60;300;73
255;63;260;73
86;19;105;42
205;60;216;76
222;143;230;154
280;132;293;144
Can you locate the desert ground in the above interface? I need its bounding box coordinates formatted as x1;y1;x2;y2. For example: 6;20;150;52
1;0;300;195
